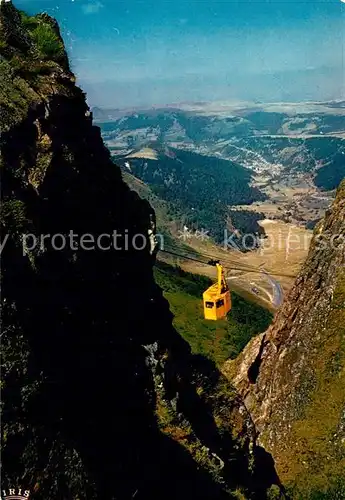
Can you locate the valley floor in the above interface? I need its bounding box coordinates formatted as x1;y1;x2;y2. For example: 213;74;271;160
158;216;312;312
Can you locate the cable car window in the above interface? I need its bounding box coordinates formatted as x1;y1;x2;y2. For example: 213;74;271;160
205;301;214;308
216;299;224;308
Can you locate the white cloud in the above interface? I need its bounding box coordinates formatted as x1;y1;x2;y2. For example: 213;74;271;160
82;1;103;14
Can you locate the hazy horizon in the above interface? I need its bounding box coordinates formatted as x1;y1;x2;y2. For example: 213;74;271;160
16;0;345;108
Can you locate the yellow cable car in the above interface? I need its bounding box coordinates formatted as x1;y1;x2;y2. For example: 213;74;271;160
203;261;231;320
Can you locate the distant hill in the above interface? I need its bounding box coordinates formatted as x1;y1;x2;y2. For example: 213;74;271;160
98;102;344;229
220;135;345;190
93;100;345;138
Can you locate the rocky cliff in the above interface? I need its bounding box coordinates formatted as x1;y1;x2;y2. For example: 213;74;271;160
224;179;345;497
0;4;280;499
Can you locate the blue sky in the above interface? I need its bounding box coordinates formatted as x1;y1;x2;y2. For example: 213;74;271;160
15;0;345;107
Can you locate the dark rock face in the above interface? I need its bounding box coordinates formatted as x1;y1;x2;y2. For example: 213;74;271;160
224;180;345;496
0;4;280;499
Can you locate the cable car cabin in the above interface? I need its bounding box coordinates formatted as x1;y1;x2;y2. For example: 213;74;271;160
203;263;231;320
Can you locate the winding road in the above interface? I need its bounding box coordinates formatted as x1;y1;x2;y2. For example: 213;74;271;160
226;269;284;310
260;269;284;308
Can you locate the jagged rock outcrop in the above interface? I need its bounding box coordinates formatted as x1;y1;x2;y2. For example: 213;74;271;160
0;4;280;499
223;180;345;497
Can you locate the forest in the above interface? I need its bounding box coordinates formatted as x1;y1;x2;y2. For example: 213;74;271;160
117;149;266;243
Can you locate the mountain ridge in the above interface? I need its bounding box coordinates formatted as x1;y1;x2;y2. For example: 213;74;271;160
223;179;345;497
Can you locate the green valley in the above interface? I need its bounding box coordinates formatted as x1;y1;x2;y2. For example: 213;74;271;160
154;261;273;367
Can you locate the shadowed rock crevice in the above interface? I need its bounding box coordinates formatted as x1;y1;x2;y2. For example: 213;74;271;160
247;334;267;384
